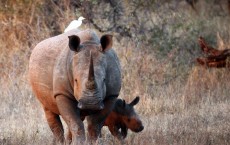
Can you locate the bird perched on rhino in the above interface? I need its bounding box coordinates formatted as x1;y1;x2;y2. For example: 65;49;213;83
64;16;85;32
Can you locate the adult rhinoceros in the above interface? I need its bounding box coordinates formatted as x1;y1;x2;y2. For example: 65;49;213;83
29;29;121;144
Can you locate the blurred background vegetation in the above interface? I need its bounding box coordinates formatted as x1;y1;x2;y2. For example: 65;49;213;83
0;0;230;144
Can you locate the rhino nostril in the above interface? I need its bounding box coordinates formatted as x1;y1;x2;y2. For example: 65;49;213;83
78;102;83;109
99;102;104;110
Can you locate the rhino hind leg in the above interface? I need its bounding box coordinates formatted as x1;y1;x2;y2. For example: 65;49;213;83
43;107;64;144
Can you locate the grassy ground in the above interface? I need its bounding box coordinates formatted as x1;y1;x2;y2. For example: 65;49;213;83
0;0;230;145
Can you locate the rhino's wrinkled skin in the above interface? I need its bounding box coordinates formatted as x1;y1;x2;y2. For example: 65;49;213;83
29;29;121;143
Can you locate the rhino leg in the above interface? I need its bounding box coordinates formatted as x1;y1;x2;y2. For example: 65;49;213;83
108;125;122;139
120;125;128;139
86;97;117;141
43;107;64;144
56;95;85;144
66;114;87;144
66;129;72;144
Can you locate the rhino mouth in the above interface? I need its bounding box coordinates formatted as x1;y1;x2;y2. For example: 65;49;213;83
132;125;144;132
78;97;104;110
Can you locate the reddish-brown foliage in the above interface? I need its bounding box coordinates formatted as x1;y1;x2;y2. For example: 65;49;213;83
196;37;230;68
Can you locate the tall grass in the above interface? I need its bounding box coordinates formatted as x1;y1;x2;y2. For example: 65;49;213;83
0;0;230;145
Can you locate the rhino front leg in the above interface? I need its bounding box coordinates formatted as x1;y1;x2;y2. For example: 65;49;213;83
43;107;64;144
66;114;87;144
120;125;128;139
66;129;72;145
56;95;85;144
87;97;117;141
108;125;122;139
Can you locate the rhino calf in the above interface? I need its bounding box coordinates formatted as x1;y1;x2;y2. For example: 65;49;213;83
104;96;144;139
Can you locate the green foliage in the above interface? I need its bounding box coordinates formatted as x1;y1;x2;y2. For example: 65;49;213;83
149;14;220;57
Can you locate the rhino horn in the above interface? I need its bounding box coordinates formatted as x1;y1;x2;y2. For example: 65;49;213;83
86;52;96;90
88;51;94;81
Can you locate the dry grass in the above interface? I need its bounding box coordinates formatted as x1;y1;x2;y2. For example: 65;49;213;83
1;0;230;145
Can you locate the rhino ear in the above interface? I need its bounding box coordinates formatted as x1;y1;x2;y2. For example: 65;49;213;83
100;34;113;51
68;35;81;52
129;96;140;106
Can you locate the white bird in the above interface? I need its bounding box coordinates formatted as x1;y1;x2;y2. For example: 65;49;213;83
64;16;85;33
